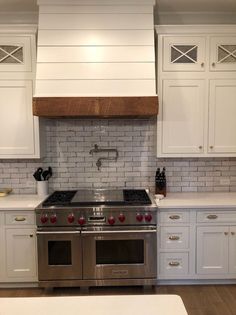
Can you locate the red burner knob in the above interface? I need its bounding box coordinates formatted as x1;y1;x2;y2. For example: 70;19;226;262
136;213;143;222
50;214;57;224
68;213;75;223
78;216;86;226
40;214;48;224
108;216;115;225
118;213;125;223
145;213;152;222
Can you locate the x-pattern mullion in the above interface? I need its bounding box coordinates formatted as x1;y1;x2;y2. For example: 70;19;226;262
0;46;23;63
218;45;236;63
171;45;197;63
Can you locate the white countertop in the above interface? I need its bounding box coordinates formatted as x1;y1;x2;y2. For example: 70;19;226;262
0;295;188;315
0;194;46;210
157;192;236;209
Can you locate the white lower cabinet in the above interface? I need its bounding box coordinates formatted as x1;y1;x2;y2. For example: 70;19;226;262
5;228;37;280
158;208;236;282
0;213;5;280
197;225;236;276
229;226;236;274
196;226;229;275
158;209;192;279
0;210;37;284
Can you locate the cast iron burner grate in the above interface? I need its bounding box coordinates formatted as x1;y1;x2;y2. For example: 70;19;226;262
43;190;77;206
123;189;151;205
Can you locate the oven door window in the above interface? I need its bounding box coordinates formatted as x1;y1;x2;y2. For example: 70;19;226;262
48;241;72;265
96;239;144;264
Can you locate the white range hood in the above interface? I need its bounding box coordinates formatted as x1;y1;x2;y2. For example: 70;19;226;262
33;0;158;117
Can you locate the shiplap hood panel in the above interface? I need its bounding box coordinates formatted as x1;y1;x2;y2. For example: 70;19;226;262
33;0;158;117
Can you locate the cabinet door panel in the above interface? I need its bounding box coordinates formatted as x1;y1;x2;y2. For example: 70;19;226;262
229;226;236;275
163;36;206;71
161;79;205;154
210;36;236;71
0;80;36;156
208;80;236;154
197;226;228;275
0;36;32;72
5;228;37;280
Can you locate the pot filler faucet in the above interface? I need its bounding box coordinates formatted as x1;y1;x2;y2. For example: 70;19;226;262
89;144;119;170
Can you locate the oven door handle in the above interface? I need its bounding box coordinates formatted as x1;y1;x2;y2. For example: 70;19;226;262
82;229;157;235
36;231;80;235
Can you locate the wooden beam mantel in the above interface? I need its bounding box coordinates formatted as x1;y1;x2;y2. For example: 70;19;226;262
33;96;158;118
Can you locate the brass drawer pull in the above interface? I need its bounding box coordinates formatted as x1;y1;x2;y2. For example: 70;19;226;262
169;215;180;220
169;235;180;241
224;232;229;236
169;261;180;267
14;217;26;222
231;232;235;235
207;214;218;220
30;234;33;238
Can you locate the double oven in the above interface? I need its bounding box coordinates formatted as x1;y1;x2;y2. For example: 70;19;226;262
36;189;157;287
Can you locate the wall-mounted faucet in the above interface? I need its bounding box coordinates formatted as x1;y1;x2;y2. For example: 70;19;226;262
89;144;118;170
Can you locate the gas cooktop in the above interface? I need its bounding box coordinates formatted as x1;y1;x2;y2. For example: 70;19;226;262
42;189;152;207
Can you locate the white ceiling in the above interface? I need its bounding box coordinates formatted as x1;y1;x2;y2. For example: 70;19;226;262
0;0;236;12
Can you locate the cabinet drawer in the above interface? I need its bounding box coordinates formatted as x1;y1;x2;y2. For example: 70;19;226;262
159;252;189;276
160;226;189;250
5;212;35;225
197;211;236;223
159;211;190;224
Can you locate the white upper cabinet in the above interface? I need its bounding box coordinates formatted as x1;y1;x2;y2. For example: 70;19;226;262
208;79;236;154
0;27;43;159
0;36;32;72
156;25;236;157
210;36;236;71
163;36;206;72
162;79;205;154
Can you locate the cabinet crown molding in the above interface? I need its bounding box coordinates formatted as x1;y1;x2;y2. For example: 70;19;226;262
0;24;37;34
155;24;236;34
37;0;156;5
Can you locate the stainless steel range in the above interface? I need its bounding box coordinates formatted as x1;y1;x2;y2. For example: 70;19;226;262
36;189;157;288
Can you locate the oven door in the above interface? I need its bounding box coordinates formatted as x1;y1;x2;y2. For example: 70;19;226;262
37;229;82;281
82;226;157;280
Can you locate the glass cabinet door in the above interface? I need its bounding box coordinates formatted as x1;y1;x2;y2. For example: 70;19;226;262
210;36;236;71
162;36;206;71
0;36;31;72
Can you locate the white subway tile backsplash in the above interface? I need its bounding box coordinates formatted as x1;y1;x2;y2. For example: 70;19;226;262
0;118;236;194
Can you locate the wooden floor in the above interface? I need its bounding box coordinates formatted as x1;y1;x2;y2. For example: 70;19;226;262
0;285;236;315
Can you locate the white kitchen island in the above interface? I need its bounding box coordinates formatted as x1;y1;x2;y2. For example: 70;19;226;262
0;295;188;315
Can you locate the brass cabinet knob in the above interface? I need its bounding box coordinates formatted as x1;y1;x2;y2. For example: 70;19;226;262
212;62;216;67
199;146;203;149
30;234;34;238
201;62;205;67
209;146;214;149
224;232;229;236
231;232;235;235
